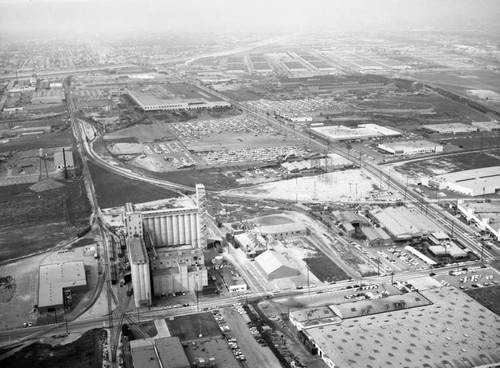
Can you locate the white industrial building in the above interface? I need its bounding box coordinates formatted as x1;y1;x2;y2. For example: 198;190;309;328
254;250;299;280
234;231;267;259
377;140;443;156
422;123;477;134
311;123;401;141
422;166;500;197
126;89;230;112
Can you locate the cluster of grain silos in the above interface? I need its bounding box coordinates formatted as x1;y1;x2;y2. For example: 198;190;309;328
128;237;152;307
142;208;200;248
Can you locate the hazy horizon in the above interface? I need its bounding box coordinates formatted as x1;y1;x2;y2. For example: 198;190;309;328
1;0;500;40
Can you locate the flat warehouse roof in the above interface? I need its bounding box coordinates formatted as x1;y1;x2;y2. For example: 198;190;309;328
436;166;500;183
370;206;442;238
306;287;500;368
38;261;87;308
312;123;400;140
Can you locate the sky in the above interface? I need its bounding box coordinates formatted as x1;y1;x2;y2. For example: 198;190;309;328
0;0;499;39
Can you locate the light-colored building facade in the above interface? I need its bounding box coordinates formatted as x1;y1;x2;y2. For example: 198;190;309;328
422;166;500;197
457;200;500;241
377;140;443;156
151;248;207;295
128;236;152;308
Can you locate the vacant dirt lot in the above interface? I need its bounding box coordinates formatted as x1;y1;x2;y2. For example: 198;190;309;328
1;329;104;368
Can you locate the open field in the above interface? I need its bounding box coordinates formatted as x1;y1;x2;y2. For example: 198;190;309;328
413;70;500;93
304;256;349;283
87;161;178;208
165;312;221;341
465;285;500;316
0;178;91;261
0;129;73;153
0;223;78;262
1;329;104;368
224;169;393;203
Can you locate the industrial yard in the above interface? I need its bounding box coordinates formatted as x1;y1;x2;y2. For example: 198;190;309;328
1;5;500;368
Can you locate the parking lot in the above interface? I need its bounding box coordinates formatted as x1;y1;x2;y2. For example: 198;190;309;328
434;266;500;290
218;304;281;368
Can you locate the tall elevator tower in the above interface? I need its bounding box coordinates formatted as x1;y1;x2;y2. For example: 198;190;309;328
196;184;207;249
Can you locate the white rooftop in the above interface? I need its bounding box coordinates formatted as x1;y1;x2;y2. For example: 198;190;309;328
38;261;87;308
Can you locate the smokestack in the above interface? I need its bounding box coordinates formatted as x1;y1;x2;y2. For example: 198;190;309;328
62;148;68;180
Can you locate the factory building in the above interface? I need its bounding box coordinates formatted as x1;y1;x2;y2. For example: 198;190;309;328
311;123;401;142
38;261;88;315
151;248;207;295
422;166;500;197
256;222;307;241
126;89;230;112
471;120;500;132
368;205;442;240
234;231;268;259
31;90;65;104
124;185;209;307
254;250;300;280
292;287;500;368
361;226;392;246
377;140;443;156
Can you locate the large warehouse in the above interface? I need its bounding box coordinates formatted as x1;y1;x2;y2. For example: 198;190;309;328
126;83;230;112
254;250;299;280
294;287;500;368
38;261;88;314
311;123;401;141
377;140;443;156
423;166;500;196
368;205;442;240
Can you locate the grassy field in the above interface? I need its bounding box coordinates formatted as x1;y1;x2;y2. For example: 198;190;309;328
2;329;104;368
0;179;91;261
465;285;500;316
165;312;221;341
303;256;349;282
87;161;178;208
0;128;73;153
